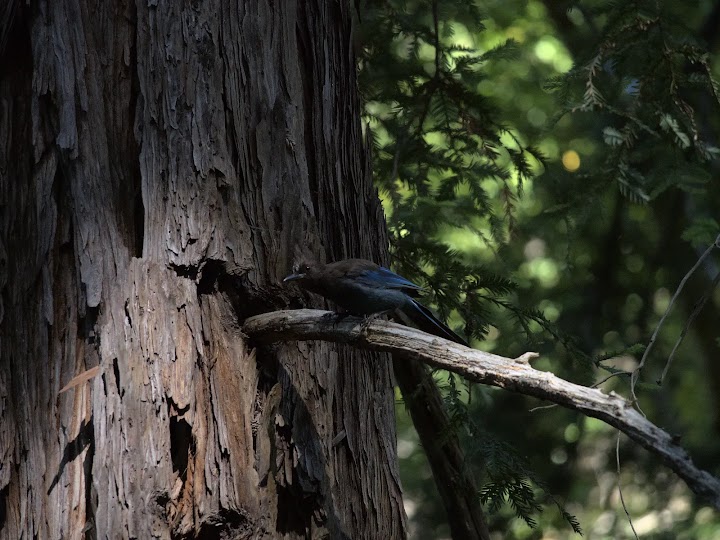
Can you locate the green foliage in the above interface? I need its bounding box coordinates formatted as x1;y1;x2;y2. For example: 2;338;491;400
358;0;547;344
548;1;720;208
682;218;720;248
359;3;590;524
359;0;720;537
442;373;583;533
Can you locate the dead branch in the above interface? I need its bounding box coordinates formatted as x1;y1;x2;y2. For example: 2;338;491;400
243;309;720;510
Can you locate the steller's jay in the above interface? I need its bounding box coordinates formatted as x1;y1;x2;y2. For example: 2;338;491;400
283;258;468;346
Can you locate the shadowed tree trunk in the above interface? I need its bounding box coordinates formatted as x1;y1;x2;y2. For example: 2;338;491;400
0;1;406;538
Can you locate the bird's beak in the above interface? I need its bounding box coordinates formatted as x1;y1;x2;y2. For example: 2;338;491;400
283;272;305;282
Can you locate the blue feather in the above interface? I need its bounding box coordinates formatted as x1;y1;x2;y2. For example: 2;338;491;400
284;258;467;346
352;267;422;291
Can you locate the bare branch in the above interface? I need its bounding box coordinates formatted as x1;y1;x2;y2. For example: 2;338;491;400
244;309;720;509
659;269;720;385
633;233;720;401
616;433;639;540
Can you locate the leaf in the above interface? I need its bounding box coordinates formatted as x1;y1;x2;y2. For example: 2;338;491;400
479;38;520;62
682;218;720;248
659;114;690;149
624;78;640;96
602;126;624;146
697;142;720;161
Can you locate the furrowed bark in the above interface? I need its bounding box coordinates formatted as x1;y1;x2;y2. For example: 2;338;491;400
0;2;405;538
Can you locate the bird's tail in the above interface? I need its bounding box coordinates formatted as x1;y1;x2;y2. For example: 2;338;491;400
396;299;468;346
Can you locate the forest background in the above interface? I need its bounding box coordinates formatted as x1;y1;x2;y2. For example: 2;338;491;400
358;1;720;538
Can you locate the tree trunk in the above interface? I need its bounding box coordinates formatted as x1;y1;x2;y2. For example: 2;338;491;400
0;1;406;538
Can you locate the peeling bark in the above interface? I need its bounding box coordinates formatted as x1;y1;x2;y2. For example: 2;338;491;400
0;1;405;538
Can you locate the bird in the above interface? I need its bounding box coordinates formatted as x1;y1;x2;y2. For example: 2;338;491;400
283;258;468;346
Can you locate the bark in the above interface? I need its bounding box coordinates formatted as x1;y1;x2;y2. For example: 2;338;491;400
0;1;405;538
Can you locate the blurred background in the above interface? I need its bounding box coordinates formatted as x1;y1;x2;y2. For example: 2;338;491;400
356;0;720;537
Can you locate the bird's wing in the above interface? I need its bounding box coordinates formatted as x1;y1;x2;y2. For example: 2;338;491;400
397;299;468;346
348;265;422;292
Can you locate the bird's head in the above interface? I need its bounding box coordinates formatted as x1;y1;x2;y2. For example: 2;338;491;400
283;260;319;283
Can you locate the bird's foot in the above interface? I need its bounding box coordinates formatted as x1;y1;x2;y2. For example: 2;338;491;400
359;311;390;334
